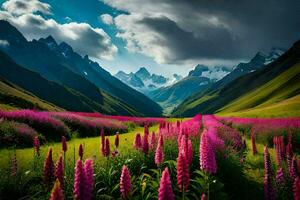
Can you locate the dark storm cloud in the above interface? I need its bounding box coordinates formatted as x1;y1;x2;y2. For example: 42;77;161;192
105;0;300;64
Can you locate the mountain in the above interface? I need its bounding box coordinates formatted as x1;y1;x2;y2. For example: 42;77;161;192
210;48;285;91
115;67;180;93
148;64;231;114
0;50;140;115
173;40;300;117
135;67;151;80
0;20;162;116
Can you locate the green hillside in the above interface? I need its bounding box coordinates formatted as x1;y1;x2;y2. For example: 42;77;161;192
0;50;140;116
217;63;300;117
173;40;300;117
0;78;62;111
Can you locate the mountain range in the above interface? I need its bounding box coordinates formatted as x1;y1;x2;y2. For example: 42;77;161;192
115;67;183;93
173;41;299;117
148;47;284;114
0;20;162;116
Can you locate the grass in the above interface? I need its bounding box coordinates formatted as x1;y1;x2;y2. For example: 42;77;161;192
0;125;159;172
217;63;300;117
0;79;62;111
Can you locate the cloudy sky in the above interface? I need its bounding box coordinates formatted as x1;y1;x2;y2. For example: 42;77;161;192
0;0;299;77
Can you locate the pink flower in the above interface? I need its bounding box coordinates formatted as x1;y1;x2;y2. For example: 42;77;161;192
201;194;207;200
50;179;64;200
199;131;217;174
158;168;174;200
150;131;156;150
187;139;193;165
55;155;64;188
61;136;67;152
294;177;300;200
120;165;132;199
155;142;164;167
78;144;83;160
84;159;94;200
115;133;120;149
44;148;55;190
176;153;190;192
73;159;85;200
134;133;142;149
143;129;149;154
33;136;40;156
104;138;110;157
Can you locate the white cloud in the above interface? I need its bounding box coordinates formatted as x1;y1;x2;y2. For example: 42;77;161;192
0;39;9;47
2;0;51;16
0;0;117;60
99;14;114;25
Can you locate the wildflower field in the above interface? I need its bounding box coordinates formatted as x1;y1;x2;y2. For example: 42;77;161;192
0;110;300;200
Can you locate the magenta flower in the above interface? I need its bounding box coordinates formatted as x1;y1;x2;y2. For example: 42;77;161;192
78;144;83;160
134;133;142;149
33;136;40;156
155;142;164;167
187;139;193;165
61;136;67;153
50;179;64;200
143;129;149;154
294;177;300;200
55;155;64;187
105;138;110;157
150;131;156;150
264;146;275;200
276;168;285;186
120;165;132;199
159;134;164;148
199;131;217;174
176;152;190;192
44;147;55;190
115;133;120;149
84;159;94;200
290;156;299;180
158;168;174;200
201;194;207;200
73;159;85;200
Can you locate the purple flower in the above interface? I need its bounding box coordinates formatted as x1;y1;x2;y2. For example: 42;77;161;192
276;168;285;186
264;146;275;200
